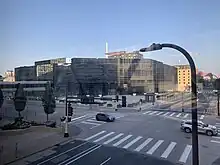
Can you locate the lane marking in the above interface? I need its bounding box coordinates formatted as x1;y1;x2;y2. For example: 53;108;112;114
87;119;106;124
103;133;124;145
90;125;101;129
149;111;157;115
93;132;115;143
100;157;111;165
36;141;88;165
71;115;87;121
155;112;163;116
211;140;220;144
134;138;153;152
179;145;192;163
161;142;176;158
64;145;102;165
113;135;133;147
200;115;204;120
169;112;175;116
81;121;101;126
123;136;143;149
212;136;220;139
143;111;152;115
163;112;170;116
85;131;106;141
183;114;189;118
176;113;182;117
146;140;164;155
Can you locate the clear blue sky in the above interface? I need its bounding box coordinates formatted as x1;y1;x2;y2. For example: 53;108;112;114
1;0;220;75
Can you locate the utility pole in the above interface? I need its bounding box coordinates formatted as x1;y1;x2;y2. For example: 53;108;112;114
182;91;184;112
64;81;69;137
215;79;220;116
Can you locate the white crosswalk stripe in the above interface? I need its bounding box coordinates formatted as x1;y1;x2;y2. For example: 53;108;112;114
87;119;106;124
176;113;182;117
81;121;101;126
93;132;115;143
169;112;175;116
163;112;170;116
149;111;157;115
161;142;176;158
155;112;164;116
84;131;192;164
179;145;192;163
113;135;133;147
146;140;164;155
123;136;142;149
134;138;153;152
199;115;204;120
143;111;152;114
183;114;189;118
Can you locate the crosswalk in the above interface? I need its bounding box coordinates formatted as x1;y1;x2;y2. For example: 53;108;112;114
84;130;192;164
211;123;220;144
143;110;205;120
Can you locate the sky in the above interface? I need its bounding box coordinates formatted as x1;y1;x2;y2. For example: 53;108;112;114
0;0;220;76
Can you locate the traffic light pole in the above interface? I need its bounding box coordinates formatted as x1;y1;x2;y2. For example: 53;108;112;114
217;91;220;116
64;83;69;137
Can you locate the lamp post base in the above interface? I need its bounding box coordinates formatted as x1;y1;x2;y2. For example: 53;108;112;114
64;133;69;137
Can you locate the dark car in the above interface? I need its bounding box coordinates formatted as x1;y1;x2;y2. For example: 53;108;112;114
96;113;115;122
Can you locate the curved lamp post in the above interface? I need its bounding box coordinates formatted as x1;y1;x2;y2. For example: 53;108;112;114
140;43;198;165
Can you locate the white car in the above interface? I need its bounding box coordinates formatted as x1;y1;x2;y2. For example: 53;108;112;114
181;120;218;136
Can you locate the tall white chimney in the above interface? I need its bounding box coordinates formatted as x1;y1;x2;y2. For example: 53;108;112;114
105;42;108;58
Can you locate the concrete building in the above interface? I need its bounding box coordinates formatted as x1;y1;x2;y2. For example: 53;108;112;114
175;65;191;91
3;70;15;82
15;66;36;81
35;58;71;81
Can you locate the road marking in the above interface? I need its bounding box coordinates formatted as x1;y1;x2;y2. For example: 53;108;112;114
36;141;88;165
123;136;143;149
81;121;101;126
134;138;153;152
161;142;176;158
113;135;133;147
212;136;220;139
64;145;102;165
71;115;87;121
94;132;115;143
163;112;170;116
149;111;157;115
100;157;111;165
200;115;204;120
90;125;101;129
85;131;106;141
183;114;189;118
169;112;175;116
143;111;152;114
87;119;106;124
103;133;124;144
211;140;220;144
155;112;163;116
176;113;182;117
146;140;164;155
179;145;192;163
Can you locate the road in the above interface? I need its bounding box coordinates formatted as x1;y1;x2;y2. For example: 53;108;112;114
6;104;220;165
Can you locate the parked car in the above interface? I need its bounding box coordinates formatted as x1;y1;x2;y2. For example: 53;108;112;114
181;120;218;136
96;113;115;122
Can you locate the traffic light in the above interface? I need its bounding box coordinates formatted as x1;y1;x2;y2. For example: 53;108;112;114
115;95;119;102
122;96;126;107
68;104;73;116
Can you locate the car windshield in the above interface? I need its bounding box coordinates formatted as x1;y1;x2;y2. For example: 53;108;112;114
1;1;220;165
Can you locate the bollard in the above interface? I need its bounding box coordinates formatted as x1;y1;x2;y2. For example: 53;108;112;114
15;143;18;158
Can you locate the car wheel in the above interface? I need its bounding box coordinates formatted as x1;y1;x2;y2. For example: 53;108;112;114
96;117;100;121
206;130;213;136
184;128;191;133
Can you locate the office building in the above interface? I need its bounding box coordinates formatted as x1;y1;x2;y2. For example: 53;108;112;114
3;70;15;82
15;66;36;81
175;65;191;91
35;58;71;81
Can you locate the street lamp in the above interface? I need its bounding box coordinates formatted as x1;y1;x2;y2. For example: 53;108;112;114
140;43;198;165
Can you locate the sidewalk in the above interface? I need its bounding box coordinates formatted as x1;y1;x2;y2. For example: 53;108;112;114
0;124;81;165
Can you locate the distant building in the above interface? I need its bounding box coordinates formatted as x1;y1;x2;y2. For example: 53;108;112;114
15;66;36;81
175;65;191;91
3;70;15;82
35;58;71;81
